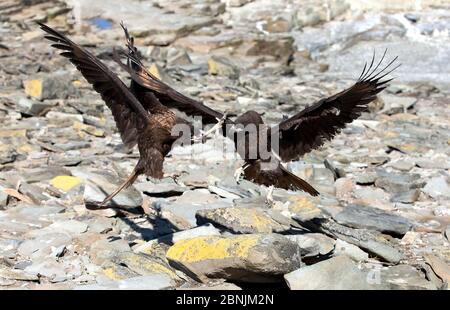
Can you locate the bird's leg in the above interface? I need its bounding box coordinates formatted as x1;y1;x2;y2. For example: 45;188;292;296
192;113;227;142
98;168;140;207
234;163;250;182
265;185;275;205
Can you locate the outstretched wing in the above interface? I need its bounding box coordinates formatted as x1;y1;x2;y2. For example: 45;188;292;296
114;24;224;125
38;22;152;148
275;51;399;162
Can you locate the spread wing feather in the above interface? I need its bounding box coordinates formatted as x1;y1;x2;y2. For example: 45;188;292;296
114;24;224;125
38;22;152;148
275;51;399;162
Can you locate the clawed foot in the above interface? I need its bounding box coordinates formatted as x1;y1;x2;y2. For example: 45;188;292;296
192;113;227;142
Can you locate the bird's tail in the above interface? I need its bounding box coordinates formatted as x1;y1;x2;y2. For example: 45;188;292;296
279;165;320;196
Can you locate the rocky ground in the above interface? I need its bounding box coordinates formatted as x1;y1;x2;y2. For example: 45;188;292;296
0;0;449;290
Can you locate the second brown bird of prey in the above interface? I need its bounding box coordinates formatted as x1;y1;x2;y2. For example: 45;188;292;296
39;22;398;205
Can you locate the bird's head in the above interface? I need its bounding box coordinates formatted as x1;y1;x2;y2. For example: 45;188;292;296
235;110;264;126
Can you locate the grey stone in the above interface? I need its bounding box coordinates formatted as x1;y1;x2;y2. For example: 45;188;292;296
135;224;222;253
353;187;390;202
72;169;143;209
18;182;48;203
294;216;403;263
208;56;239;79
134;180;188;197
110;252;178;279
17;232;72;259
333;204;413;236
24;258;70;282
207;185;242;199
376;265;437;290
423;176;450;199
0;265;39;281
86;217;116;234
196;207;291;234
23;71;78;100
167;49;192;67
0;188;7;208
15;97;53;116
228;0;253;7
48;220;88;235
75;274;174;290
355;172;377;185
284;256;372;290
375;170;423;194
389;159;416;172
20;167;72;183
285;233;336;257
157;190;232;227
380;95;417;115
333;239;369;262
90;238;131;265
390;189;420;203
415;156;450;169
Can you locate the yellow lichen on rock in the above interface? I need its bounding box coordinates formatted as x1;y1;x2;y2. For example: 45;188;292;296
399;144;417;152
102;266;125;281
50;175;82;192
16;143;39;154
166;235;260;263
73;121;104;137
207;56;239;78
24;79;43;99
288;196;315;212
249;209;275;232
128;254;177;278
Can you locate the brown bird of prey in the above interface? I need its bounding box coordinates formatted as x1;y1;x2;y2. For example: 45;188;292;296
38;22;198;207
115;24;398;197
40;22;398;204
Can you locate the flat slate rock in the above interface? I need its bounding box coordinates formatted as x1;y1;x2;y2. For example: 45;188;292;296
333;204;413;236
196;207;291;234
294;216;403;263
284;256;373;290
285;233;336;257
375;265;437;290
75;274;175;290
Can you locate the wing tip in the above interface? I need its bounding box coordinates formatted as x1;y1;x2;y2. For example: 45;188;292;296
357;50;400;87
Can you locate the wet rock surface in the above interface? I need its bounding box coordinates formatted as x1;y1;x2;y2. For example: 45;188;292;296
0;0;448;289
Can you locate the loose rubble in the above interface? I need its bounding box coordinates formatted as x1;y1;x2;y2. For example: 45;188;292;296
0;0;448;290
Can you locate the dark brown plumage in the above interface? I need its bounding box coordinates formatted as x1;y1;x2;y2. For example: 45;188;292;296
40;21;398;202
38;22;193;206
117;25;398;196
